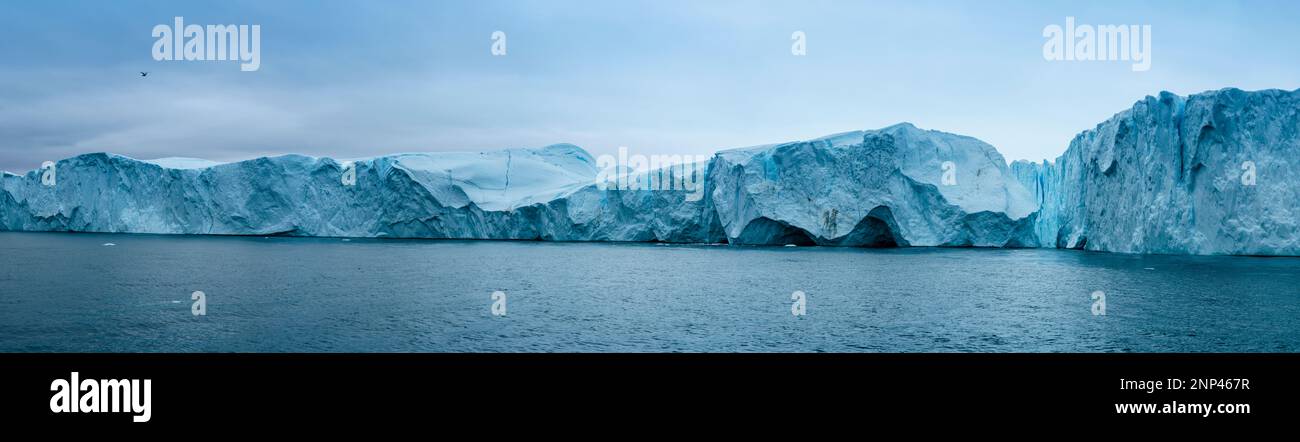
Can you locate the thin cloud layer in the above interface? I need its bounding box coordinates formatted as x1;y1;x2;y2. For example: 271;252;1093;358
2;0;1298;172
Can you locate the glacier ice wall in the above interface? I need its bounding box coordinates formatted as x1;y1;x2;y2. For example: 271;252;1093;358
0;145;720;242
1012;88;1300;255
3;87;1298;255
0;124;1035;248
707;123;1036;247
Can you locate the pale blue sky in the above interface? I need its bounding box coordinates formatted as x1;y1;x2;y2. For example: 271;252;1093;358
1;0;1297;171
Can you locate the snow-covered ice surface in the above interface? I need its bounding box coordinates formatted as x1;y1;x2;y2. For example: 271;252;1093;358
142;157;224;170
2;88;1297;255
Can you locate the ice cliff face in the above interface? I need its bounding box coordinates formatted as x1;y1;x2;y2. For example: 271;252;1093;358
0;144;695;241
0;144;719;241
0;123;1034;247
1012;88;1300;255
708;124;1036;247
3;88;1297;255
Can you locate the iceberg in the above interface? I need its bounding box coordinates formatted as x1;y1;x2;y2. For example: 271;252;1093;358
0;123;1035;248
2;87;1297;255
707;123;1036;247
1012;88;1300;255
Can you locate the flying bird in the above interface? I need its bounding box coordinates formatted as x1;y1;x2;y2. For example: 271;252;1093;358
140;72;148;77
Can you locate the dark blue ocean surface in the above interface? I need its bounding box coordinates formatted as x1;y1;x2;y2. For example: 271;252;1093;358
1;231;1298;352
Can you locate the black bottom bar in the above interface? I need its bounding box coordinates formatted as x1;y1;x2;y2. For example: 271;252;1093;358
2;353;1294;428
